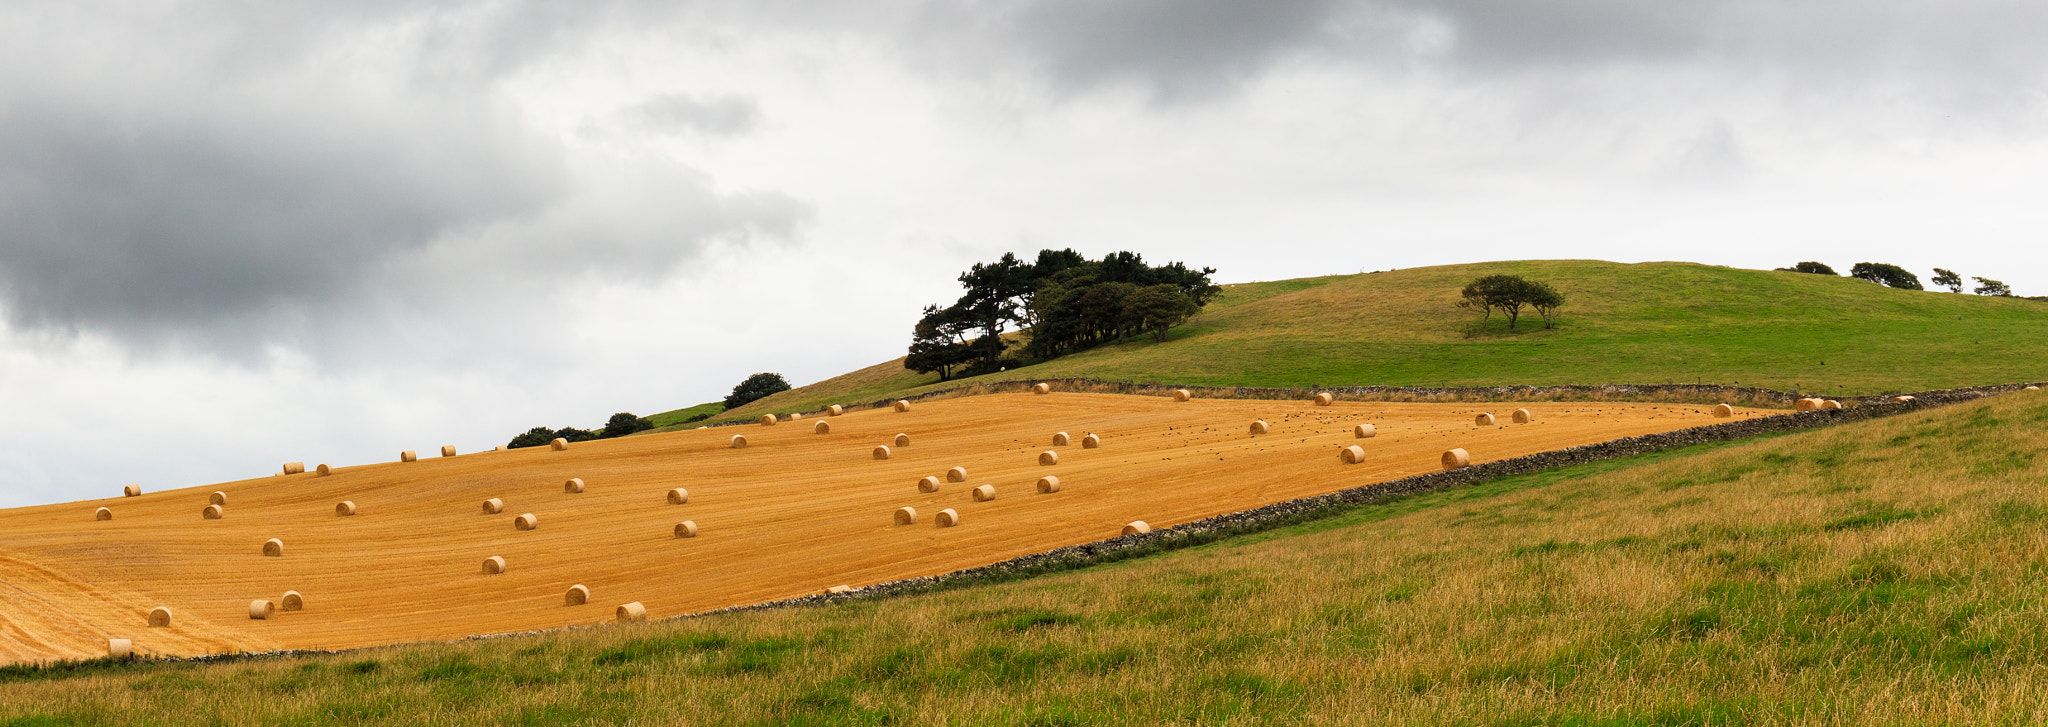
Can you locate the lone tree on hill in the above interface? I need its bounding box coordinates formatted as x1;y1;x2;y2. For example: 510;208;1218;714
724;372;791;410
1775;261;1837;275
1459;274;1566;331
1973;277;2013;297
1931;268;1963;293
1849;262;1923;290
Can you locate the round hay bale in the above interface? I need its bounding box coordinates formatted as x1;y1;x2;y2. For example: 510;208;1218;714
1354;424;1376;439
1795;398;1821;411
1039;451;1059;466
495;446;507;451
550;438;569;451
1033;383;1051;394
675;520;698;538
262;538;283;557
1314;392;1334;406
1082;433;1100;449
760;414;778;426
894;433;911;447
826;585;853;594
123;484;141;497
202;504;222;520
334;500;356;517
1249;420;1269;435
249;600;275;620
564;478;585;494
814;420;831;434
1474;413;1496;426
1172;389;1192;402
483;497;504;514
209;491;227;506
565;585;589;606
936;508;959;527
1122;521;1151;536
790;413;803;421
1442;448;1471;470
1713;404;1735;417
1511;408;1532;424
1893;395;1916;403
441;445;457;457
667;488;689;505
514;513;538;531
482;556;506;574
873;445;891;460
731;434;748;449
894;506;918;525
1052;432;1070;446
828;404;845;416
108;638;132;658
617;602;646;623
283;462;305;475
148;607;172;628
893;400;911;412
1037;476;1060;494
1821;400;1843;410
1339;445;1365;464
94;506;112;521
972;484;995;502
946;466;967;483
2027;386;2041;392
918;476;941;493
281;591;304;612
316;464;332;476
400;450;417;463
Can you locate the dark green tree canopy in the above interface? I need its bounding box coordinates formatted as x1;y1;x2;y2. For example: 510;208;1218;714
507;426;555;449
599;412;653;439
1849;262;1923;290
1775;261;1837;275
724;372;792;410
1972;277;2013;297
1931;268;1963;293
1459;274;1567;330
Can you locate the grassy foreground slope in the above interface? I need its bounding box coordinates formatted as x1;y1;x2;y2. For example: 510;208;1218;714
697;260;2046;426
11;391;2048;724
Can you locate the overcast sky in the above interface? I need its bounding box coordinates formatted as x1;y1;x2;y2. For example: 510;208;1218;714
2;1;2043;507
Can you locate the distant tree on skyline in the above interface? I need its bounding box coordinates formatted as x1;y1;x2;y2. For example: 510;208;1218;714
1849;262;1923;290
1776;261;1837;275
1973;277;2013;297
1931;268;1963;293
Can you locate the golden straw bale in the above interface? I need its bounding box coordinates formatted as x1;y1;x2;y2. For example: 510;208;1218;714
1714;404;1735;417
1314;392;1334;406
1039;451;1059;466
123;484;140;497
1795;398;1821;411
894;506;917;525
1893;396;1916;403
873;445;891;460
565;585;589;606
1442;448;1471;470
1172;389;1192;402
148;607;172;628
263;538;283;557
1082;433;1100;449
1475;413;1496;426
550;438;569;451
936;508;960;527
675;520;699;538
108;639;132;658
564;478;585;494
828;404;845;416
1052;432;1070;446
316;464;332;476
202;504;222;520
281;591;304;611
617;602;646;623
667;488;690;505
1512;408;1532;424
972;484;995;502
400;450;417;463
483;556;506;574
2027;386;2040;392
514;513;538;531
283;462;305;475
894;400;912;412
918;476;941;493
814;420;831;434
826;585;853;594
760;414;777;426
249;600;275;620
1122;521;1151;536
1821;400;1843;410
1354;424;1377;439
483;497;504;514
1340;445;1366;464
94;506;112;521
790;413;803;421
441;445;456;457
1249;420;1269;435
496;445;507;451
731;435;747;449
334;501;356;517
946;466;968;482
895;433;911;447
1037;476;1061;494
1033;383;1051;394
209;491;227;506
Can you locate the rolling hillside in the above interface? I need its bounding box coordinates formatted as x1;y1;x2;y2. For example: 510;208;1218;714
680;260;2046;427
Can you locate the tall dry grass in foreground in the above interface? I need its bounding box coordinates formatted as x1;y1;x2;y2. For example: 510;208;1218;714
8;392;2048;725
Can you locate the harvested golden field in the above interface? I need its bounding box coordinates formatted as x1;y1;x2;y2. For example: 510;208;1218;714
0;392;1767;663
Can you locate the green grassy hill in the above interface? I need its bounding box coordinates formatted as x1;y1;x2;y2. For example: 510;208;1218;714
12;390;2048;724
677;260;2046;427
